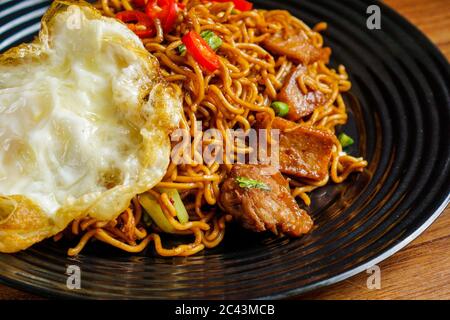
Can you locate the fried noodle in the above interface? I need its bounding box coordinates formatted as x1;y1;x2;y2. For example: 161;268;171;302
55;0;368;256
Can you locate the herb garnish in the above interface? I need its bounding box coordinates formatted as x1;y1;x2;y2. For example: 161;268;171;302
235;177;271;191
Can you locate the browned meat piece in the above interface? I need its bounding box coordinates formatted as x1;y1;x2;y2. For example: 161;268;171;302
257;115;335;181
219;164;313;237
277;64;326;121
263;33;331;65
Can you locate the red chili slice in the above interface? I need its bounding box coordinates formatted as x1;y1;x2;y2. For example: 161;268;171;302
145;0;159;18
233;0;253;11
145;0;179;32
161;0;178;32
212;0;253;11
116;10;155;38
182;31;220;72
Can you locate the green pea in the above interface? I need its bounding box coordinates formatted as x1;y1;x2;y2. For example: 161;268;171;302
338;132;354;148
270;101;289;117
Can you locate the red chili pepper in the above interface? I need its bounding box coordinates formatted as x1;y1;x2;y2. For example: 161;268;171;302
145;0;160;18
145;0;179;32
161;0;178;32
182;31;220;72
234;0;253;11
212;0;253;11
116;10;155;38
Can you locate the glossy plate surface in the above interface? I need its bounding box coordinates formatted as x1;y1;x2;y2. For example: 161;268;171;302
0;0;449;299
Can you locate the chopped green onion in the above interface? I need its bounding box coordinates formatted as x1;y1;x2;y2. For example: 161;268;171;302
200;30;223;51
338;132;354;148
235;177;271;191
157;188;189;224
178;30;222;56
270;101;289;117
178;43;187;55
138;193;175;233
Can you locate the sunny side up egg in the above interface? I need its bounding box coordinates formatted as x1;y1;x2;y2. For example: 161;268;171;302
0;1;182;252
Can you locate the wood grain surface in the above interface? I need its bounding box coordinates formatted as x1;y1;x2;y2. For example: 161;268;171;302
0;0;449;300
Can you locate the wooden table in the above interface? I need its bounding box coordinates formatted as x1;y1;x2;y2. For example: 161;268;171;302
1;0;449;300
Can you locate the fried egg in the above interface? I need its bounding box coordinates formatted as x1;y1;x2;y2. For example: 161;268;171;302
0;1;182;252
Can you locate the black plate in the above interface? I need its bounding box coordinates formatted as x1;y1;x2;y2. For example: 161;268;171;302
0;0;449;299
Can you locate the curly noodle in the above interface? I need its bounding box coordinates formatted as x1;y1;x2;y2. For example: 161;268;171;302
55;0;367;257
